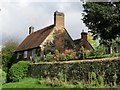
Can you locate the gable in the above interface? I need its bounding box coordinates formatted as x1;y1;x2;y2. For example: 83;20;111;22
40;28;74;49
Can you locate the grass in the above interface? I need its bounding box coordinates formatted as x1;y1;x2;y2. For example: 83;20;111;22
2;78;51;88
2;77;120;89
2;78;76;89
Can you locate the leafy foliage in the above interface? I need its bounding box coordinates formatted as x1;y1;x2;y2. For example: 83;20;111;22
83;2;120;40
0;69;7;84
29;58;120;86
82;2;120;53
2;39;19;72
89;45;106;58
87;32;97;49
45;52;54;62
9;61;31;82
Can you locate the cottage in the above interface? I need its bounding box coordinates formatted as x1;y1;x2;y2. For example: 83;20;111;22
15;11;93;59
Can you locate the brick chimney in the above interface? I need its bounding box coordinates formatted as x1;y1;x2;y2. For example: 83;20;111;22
54;11;64;31
81;31;87;42
29;26;34;34
81;31;92;52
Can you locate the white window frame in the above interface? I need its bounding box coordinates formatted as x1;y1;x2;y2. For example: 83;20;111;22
17;53;20;59
24;51;27;58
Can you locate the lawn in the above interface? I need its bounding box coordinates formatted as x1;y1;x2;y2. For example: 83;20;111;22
2;77;120;89
2;78;51;88
2;78;78;90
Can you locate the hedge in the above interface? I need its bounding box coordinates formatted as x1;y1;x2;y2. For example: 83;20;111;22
28;57;120;85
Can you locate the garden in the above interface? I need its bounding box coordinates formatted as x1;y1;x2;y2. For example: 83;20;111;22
1;45;120;89
1;1;120;89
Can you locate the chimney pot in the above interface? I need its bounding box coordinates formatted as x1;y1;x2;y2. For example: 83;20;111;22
29;26;34;34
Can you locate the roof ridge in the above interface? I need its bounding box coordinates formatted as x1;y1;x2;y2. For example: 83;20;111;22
31;24;55;34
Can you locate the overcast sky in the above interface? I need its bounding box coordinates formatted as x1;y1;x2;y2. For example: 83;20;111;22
0;0;89;46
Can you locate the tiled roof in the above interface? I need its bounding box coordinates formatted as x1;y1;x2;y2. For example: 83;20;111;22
16;25;55;52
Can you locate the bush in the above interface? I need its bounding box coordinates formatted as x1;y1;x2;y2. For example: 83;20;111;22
88;45;106;58
58;53;67;61
39;77;68;87
45;52;54;62
9;61;31;82
0;69;6;84
76;48;85;59
64;49;77;60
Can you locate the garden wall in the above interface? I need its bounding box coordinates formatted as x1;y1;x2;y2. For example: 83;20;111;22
28;57;120;84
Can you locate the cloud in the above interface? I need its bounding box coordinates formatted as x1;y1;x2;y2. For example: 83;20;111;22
0;1;87;46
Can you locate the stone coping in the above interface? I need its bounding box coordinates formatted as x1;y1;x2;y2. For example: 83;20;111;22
32;56;120;65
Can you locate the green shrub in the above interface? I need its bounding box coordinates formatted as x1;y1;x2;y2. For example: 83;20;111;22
0;69;6;84
54;50;59;55
51;77;63;87
45;52;54;62
39;77;68;87
66;54;73;60
89;45;106;58
110;51;116;57
39;77;52;86
9;61;31;82
76;48;85;59
33;54;44;63
58;53;67;61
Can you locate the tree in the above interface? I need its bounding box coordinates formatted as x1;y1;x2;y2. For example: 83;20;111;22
87;31;97;49
2;39;19;72
82;2;120;53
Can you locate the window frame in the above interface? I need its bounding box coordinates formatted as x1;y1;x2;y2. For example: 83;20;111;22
24;51;27;58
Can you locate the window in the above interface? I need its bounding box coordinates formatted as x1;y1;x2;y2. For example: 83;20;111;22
17;53;20;59
24;51;27;58
32;49;36;57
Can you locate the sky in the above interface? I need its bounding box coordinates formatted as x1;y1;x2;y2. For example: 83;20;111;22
0;0;89;46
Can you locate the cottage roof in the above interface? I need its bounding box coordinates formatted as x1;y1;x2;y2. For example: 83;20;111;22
16;25;55;52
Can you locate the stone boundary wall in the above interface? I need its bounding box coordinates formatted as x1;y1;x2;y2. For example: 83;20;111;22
28;57;120;83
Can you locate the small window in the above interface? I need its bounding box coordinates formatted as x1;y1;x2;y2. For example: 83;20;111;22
17;53;20;59
24;51;27;58
32;49;36;57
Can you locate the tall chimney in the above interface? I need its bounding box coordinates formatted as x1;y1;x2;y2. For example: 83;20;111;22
54;11;64;30
29;26;34;34
54;11;65;52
